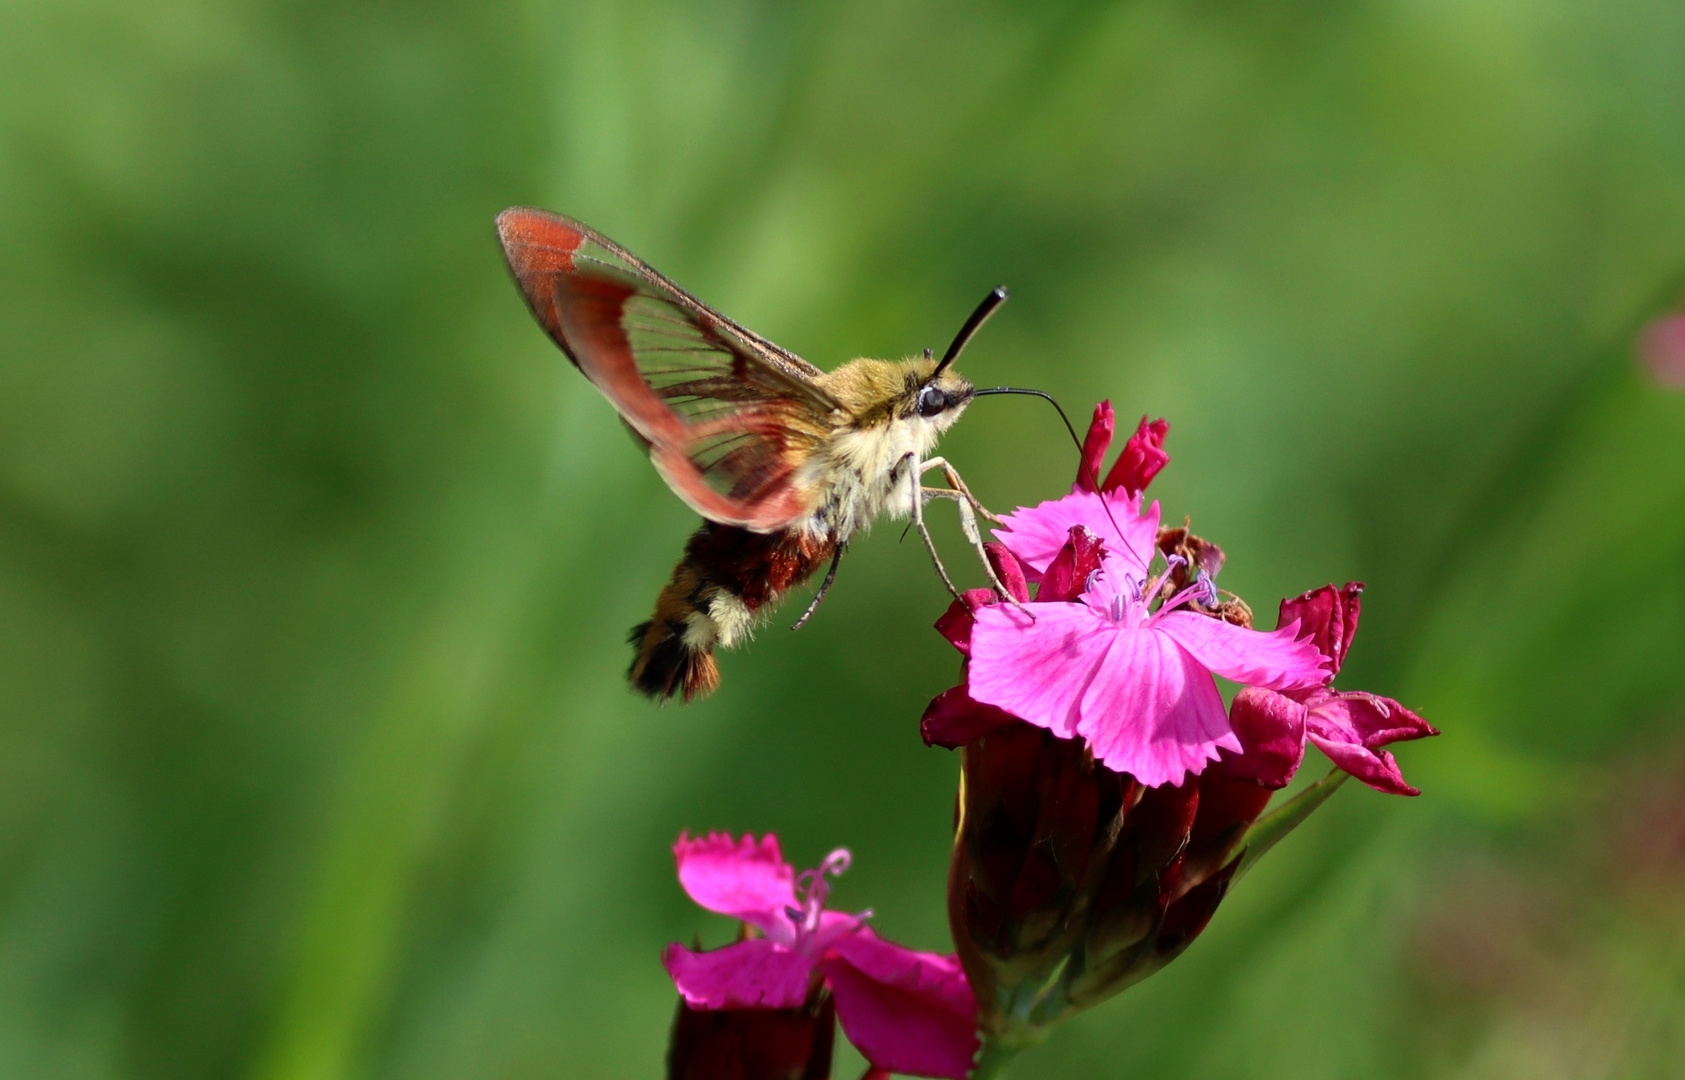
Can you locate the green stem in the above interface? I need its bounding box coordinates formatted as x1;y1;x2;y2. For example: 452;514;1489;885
970;1039;1021;1080
1233;766;1348;884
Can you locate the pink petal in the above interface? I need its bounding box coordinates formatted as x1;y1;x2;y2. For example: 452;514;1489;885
1102;415;1170;495
1076;627;1237;787
933;546;1030;655
820;930;978;1080
1076;401;1116;493
1303;692;1435;796
984;542;1032;604
1039;526;1108;603
920;684;1017;749
1304;729;1419;797
806;909;867;955
663;939;814;1010
933;590;997;656
1321;690;1442;748
1154;611;1329;691
992;491;1160;577
674;832;797;942
969;603;1116;741
1224;686;1307;789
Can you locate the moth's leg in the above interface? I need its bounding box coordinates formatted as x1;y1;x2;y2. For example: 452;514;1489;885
935;460;1030;613
904;453;965;603
920;456;1004;524
789;544;844;632
917;475;1025;611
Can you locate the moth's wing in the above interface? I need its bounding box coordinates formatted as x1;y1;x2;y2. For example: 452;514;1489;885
496;207;839;531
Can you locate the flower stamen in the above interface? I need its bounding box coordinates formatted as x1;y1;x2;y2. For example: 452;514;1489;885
1139;554;1186;610
1194;569;1219;608
1147;581;1209;625
791;847;852;936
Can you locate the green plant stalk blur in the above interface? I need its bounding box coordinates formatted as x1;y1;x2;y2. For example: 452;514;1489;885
3;2;1685;1079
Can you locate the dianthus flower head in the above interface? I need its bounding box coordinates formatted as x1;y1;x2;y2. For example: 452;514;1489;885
917;401;1438;1066
964;403;1328;787
662;832;978;1080
922;546;1385;1050
923;549;1304;1039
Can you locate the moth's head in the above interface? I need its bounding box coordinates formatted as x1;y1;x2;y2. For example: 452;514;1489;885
823;285;1006;432
894;284;1009;433
897;354;976;434
822;357;974;431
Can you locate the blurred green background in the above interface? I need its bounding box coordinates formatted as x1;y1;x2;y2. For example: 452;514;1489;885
4;0;1685;1077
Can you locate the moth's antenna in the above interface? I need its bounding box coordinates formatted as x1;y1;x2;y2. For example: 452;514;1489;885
934;286;1009;376
970;386;1152;573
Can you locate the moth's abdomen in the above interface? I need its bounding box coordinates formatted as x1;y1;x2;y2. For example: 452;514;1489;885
628;523;836;702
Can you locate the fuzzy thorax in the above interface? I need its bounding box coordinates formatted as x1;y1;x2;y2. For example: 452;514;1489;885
796;356;975;541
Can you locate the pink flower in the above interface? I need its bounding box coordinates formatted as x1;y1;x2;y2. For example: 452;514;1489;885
944;403;1330;787
968;525;1329;787
662;832;978;1080
1226;584;1438;795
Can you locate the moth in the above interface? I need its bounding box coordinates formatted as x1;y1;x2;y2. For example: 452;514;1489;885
496;207;1016;702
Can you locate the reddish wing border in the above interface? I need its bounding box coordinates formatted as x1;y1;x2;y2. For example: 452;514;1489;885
496;208;839;531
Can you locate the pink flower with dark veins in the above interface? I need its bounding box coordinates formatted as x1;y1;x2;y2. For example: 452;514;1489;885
1226;583;1438;795
662;832;978;1080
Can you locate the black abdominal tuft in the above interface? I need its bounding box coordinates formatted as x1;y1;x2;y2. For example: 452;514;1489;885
629;619;697;701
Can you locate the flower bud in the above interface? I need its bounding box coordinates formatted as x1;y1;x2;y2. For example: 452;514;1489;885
1065;766;1272;1008
947;718;1133;1031
1102;415;1170;495
1075;401;1117;493
944;704;1280;1033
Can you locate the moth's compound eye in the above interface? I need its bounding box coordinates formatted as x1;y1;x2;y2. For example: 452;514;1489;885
917;384;948;417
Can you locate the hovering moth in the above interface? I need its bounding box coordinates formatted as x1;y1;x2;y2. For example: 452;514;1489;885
496;208;1014;702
